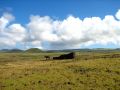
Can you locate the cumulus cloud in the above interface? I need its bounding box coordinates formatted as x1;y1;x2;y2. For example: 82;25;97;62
1;9;120;50
0;12;14;31
115;9;120;20
0;13;26;49
27;10;120;50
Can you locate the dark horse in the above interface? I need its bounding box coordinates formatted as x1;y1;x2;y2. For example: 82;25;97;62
53;52;75;60
44;56;50;60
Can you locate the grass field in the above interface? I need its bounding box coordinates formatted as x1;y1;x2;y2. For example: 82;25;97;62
0;51;120;90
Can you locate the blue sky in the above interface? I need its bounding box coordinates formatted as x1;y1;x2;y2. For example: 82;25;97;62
0;0;120;24
0;0;120;50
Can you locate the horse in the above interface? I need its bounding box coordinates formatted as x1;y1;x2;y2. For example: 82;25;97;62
44;56;50;60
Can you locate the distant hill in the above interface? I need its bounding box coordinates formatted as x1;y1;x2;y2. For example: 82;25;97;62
9;49;23;52
25;48;43;53
0;48;43;53
46;48;120;52
0;49;23;53
46;48;92;52
0;48;120;53
0;49;10;52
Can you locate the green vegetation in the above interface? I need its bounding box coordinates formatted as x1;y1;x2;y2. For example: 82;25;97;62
0;51;120;90
25;48;43;53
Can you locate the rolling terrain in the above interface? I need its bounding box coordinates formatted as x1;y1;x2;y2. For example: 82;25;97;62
0;50;120;90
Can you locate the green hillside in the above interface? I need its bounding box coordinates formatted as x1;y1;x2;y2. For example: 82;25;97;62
25;48;43;53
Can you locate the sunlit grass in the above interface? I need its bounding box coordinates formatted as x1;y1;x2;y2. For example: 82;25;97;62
0;52;120;90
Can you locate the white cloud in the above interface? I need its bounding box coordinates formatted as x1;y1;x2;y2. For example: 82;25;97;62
115;9;120;20
0;13;26;49
7;24;26;42
0;13;14;32
27;10;120;50
1;10;120;50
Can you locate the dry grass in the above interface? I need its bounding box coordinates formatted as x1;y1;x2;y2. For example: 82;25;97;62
0;52;120;90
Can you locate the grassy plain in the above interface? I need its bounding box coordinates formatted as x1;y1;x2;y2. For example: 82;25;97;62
0;51;120;90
